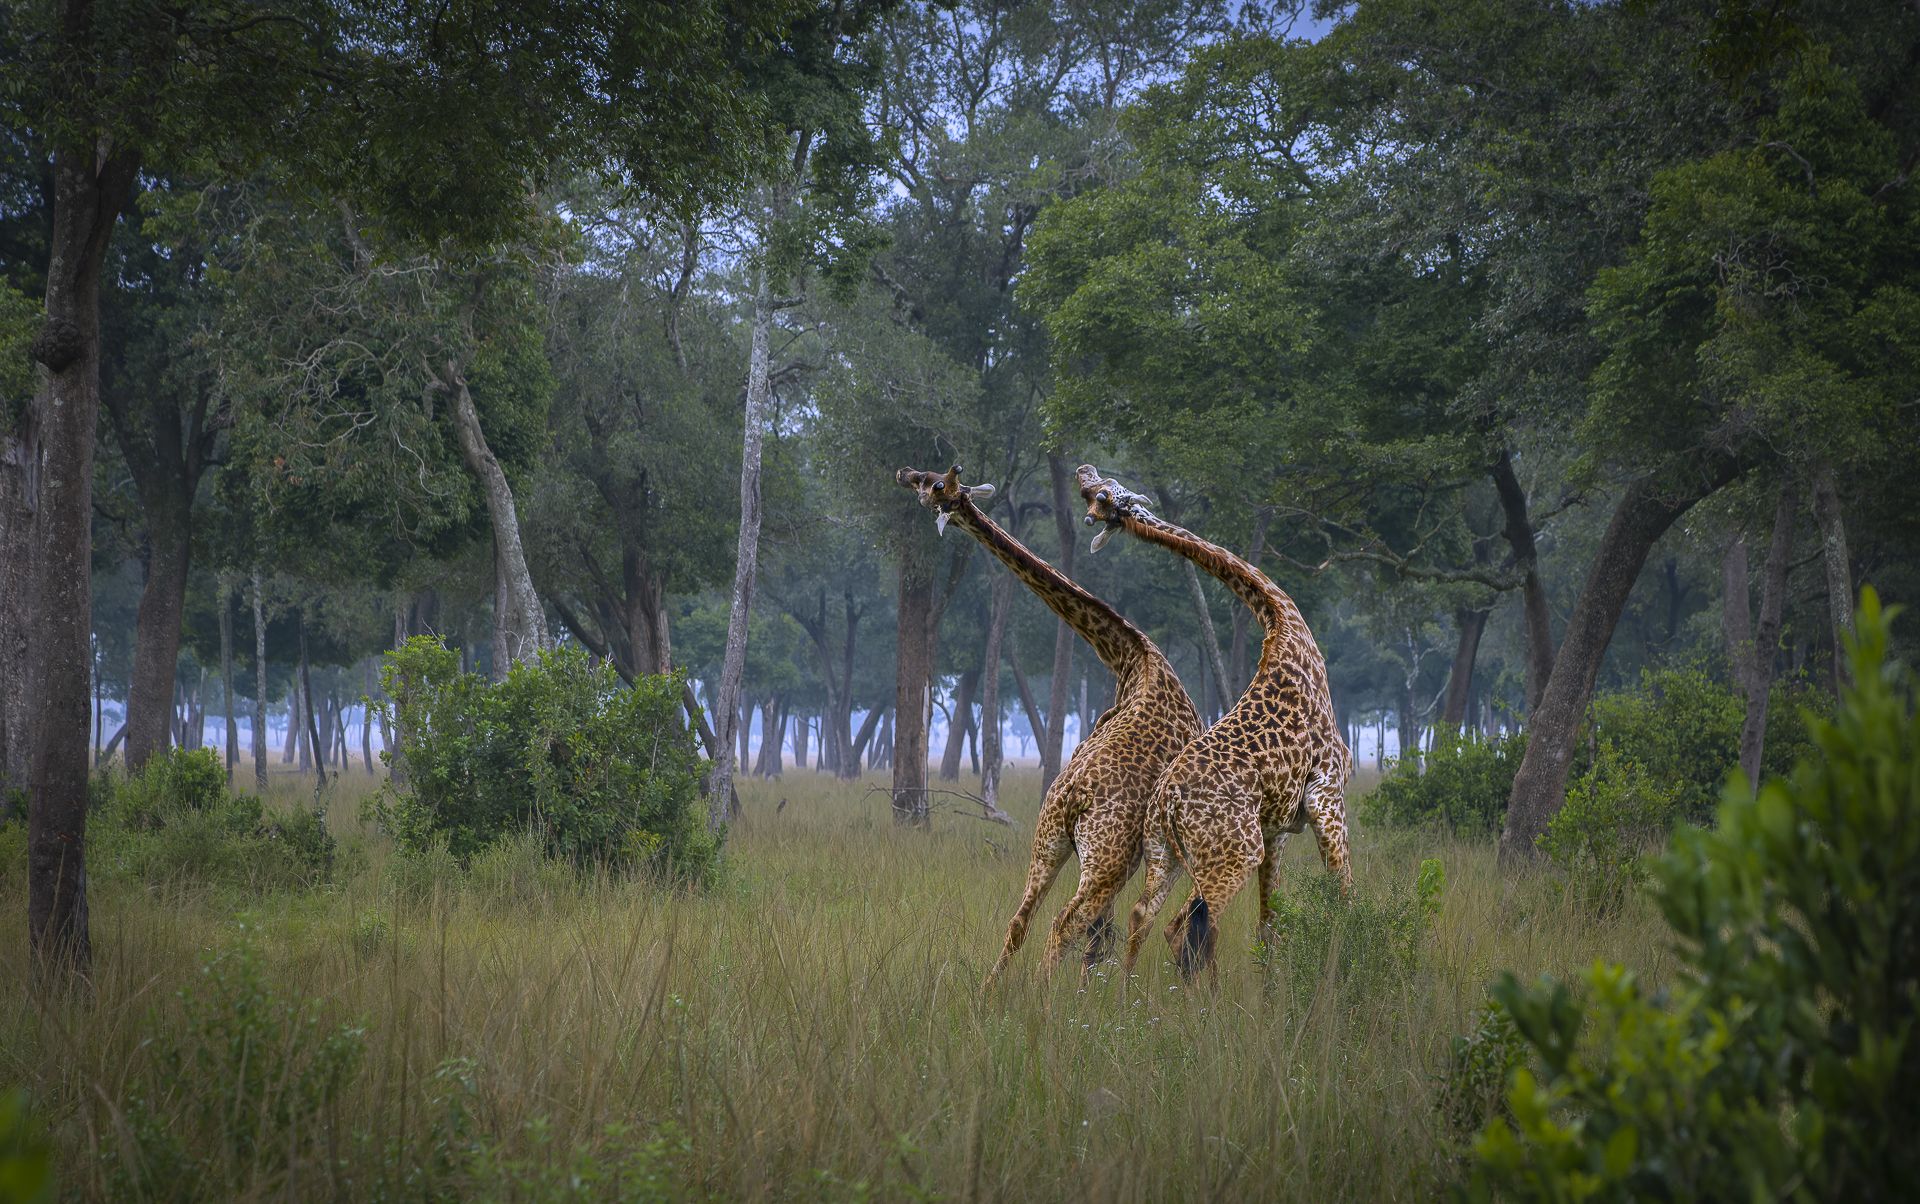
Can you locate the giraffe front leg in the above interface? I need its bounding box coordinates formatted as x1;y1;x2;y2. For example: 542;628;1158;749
1305;776;1354;899
983;830;1072;989
1256;831;1288;942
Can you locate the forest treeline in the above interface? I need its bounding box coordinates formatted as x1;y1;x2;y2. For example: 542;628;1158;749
2;0;1917;976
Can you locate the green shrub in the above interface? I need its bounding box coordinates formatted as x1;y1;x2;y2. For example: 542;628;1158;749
375;638;719;881
1364;732;1527;834
1537;743;1681;914
1465;589;1920;1201
1262;865;1434;1008
112;927;365;1200
92;748;335;892
1583;665;1827;826
1438;1000;1525;1141
0;1089;52;1204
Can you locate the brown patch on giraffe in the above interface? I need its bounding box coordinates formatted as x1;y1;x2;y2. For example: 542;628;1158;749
896;465;1203;984
1077;464;1355;982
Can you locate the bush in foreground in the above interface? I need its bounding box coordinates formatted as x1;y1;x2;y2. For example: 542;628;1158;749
376;638;718;881
1465;590;1919;1201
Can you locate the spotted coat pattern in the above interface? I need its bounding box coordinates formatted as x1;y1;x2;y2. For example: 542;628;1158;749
896;467;1202;983
1076;465;1354;980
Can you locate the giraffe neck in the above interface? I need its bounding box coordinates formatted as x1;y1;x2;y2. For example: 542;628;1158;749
949;499;1150;678
1118;510;1306;679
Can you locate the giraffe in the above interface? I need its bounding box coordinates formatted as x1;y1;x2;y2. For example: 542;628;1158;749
895;465;1202;983
1075;464;1353;981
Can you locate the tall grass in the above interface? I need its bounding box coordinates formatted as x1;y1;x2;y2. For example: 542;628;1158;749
0;768;1675;1201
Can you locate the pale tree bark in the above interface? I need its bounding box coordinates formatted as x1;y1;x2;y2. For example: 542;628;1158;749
25;132;139;978
1040;455;1078;794
1500;453;1742;862
1811;464;1852;690
361;659;375;774
252;572;268;790
219;576;237;782
446;368;548;676
708;155;811;823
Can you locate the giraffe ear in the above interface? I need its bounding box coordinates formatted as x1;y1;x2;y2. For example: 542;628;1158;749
964;483;995;502
1090;525;1114;553
935;511;950;537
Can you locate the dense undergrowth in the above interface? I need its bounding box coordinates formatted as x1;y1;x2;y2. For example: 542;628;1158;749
0;758;1675;1201
3;609;1903;1201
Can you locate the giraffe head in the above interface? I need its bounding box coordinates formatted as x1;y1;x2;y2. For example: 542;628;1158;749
1075;463;1154;553
895;464;997;536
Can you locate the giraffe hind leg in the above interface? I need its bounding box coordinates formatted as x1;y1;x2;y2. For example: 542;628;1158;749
983;831;1072;988
1041;843;1133;976
1305;774;1354;898
1173;895;1215;981
1084;907;1115;969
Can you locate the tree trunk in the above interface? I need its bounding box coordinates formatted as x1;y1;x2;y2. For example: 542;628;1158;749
847;704;883;775
1228;508;1272;697
1;405;35;813
26;133;138;977
892;559;934;825
251;572;269;789
1040;455;1077;795
1727;485;1796;787
445;368;548;676
832;599;864;779
1811;464;1852;690
793;708;809;770
124;496;196;770
298;614;327;789
284;681;302;765
939;667;980;781
1440;606;1490;733
1181;558;1232;719
1491;448;1556;714
361;659;375;774
1400;681;1418;768
737;697;752;773
1500;454;1742;861
1010;660;1049;765
219;578;237;781
708;260;778;830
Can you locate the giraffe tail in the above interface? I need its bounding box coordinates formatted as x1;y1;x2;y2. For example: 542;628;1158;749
1174;896;1213;980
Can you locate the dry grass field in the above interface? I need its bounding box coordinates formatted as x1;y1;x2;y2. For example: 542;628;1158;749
0;767;1677;1201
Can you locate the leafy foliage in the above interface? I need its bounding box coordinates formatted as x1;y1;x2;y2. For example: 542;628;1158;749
0;1089;51;1204
376;638;718;880
1467;590;1920;1200
1261;863;1436;1011
112;928;365;1201
1364;732;1527;835
92;748;336;892
1538;744;1682;916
